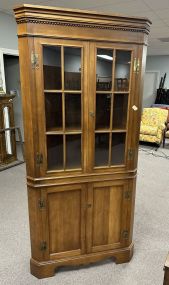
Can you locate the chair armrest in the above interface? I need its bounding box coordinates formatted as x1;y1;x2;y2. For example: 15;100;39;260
159;123;166;131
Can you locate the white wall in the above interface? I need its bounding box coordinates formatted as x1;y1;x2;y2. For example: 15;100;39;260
146;55;169;88
0;11;18;50
143;55;169;107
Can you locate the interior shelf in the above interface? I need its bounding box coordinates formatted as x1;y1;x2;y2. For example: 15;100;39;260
44;90;82;93
46;128;82;135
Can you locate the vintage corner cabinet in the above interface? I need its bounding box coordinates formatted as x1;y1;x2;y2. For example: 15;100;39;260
14;4;151;279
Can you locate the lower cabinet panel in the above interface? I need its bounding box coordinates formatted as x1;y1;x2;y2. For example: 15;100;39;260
87;180;132;253
92;185;123;247
48;190;81;253
44;184;86;259
39;179;134;261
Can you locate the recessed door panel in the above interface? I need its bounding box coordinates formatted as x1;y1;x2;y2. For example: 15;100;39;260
87;180;131;253
93;185;123;246
46;184;86;259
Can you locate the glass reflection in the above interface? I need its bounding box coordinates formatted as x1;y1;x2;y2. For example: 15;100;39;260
114;50;131;91
111;133;126;165
65;94;81;130
43;46;61;90
96;49;113;91
64;47;81;90
95;133;109;166
112;94;128;129
66;135;81;169
45;93;62;130
47;135;63;170
96;94;111;129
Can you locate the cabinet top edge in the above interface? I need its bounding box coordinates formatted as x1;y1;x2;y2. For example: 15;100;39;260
13;4;151;31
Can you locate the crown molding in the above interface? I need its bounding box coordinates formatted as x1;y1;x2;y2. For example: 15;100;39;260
14;4;151;35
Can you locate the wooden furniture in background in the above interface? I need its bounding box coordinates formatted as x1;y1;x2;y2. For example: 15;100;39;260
14;4;151;279
163;121;169;148
115;78;129;91
164;253;169;285
0;94;17;165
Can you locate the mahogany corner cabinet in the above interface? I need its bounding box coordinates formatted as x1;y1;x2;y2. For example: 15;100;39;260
14;4;151;279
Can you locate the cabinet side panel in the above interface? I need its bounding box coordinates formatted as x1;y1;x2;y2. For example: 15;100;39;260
18;37;39;176
129;45;147;170
27;187;43;261
128;178;136;244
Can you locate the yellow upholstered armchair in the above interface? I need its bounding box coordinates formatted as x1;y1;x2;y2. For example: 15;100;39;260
139;108;168;145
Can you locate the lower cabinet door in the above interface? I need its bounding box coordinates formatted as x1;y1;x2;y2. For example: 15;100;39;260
86;180;132;253
43;184;87;260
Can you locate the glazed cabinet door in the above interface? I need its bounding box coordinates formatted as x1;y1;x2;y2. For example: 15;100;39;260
87;180;133;253
88;43;138;171
34;38;89;175
42;184;87;260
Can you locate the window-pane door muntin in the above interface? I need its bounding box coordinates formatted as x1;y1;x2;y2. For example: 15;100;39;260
94;46;133;169
43;43;83;172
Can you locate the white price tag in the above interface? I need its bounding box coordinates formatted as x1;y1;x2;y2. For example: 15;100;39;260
132;105;138;111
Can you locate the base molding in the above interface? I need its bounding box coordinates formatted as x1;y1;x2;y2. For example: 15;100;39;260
30;243;134;279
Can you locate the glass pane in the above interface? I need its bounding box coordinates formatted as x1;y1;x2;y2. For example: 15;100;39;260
114;50;131;91
65;94;81;130
112;94;128;129
45;93;62;131
111;133;126;165
47;135;63;170
95;133;109;166
66;135;81;169
96;49;113;91
43;46;61;90
64;47;81;90
96;94;111;129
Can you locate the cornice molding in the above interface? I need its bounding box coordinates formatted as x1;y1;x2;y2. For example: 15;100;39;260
14;4;151;36
16;18;149;34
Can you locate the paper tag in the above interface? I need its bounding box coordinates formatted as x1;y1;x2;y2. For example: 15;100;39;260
132;105;138;111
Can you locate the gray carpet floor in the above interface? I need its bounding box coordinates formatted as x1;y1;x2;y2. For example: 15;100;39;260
0;144;169;285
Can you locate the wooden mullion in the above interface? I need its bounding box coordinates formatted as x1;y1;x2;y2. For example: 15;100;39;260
61;45;64;92
81;46;84;171
124;49;134;167
61;46;66;170
63;134;66;170
96;91;112;94
44;89;62;93
62;91;66;170
108;49;116;166
95;129;111;133
64;90;82;94
113;91;129;94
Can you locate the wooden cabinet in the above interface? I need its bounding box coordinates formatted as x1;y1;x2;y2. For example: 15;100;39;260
0;94;16;165
14;4;151;279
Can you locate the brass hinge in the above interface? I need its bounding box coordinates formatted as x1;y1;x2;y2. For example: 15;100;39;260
36;153;43;165
40;241;47;251
122;230;129;240
128;149;134;160
38;199;45;209
31;52;39;69
124;191;131;200
133;58;140;73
